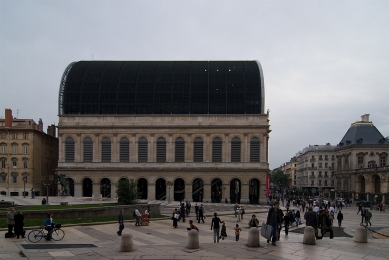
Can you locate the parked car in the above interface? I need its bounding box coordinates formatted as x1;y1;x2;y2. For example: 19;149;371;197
356;200;371;207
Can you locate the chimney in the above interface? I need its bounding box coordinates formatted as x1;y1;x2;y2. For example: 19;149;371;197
361;114;370;122
5;109;12;127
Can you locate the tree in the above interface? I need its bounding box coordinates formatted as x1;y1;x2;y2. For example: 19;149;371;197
271;169;290;186
116;178;138;204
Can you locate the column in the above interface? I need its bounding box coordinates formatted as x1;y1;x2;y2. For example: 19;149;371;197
205;134;211;162
259;181;267;204
167;134;174;162
203;183;211;202
94;134;99;162
240;183;249;204
243;134;248;162
148;183;156;200
112;134;118;162
224;134;229;162
223;185;230;203
150;134;155;162
185;183;192;202
131;134;136;162
74;183;82;197
186;134;192;162
93;183;101;198
76;133;82;162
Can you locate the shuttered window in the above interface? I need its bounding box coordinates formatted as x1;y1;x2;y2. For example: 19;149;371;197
138;137;148;162
83;137;93;162
175;137;185;162
156;137;166;162
101;137;111;162
231;137;241;162
212;137;222;162
65;137;75;162
120;137;129;162
250;137;260;162
193;137;203;162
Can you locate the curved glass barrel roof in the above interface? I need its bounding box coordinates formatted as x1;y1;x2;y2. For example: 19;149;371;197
58;61;265;115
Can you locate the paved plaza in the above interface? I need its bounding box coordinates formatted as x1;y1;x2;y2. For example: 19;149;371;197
1;197;388;259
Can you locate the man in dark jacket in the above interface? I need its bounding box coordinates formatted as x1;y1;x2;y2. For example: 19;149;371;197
210;212;223;243
304;206;319;238
180;203;186;222
337;210;344;227
266;201;283;246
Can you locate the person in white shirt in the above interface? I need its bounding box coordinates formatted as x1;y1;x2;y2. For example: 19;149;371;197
134;207;141;226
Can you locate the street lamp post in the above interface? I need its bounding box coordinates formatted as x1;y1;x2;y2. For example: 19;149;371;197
167;181;173;203
43;175;54;205
23;176;27;198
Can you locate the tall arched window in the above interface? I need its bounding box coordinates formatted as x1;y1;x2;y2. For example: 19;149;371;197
156;137;166;162
65;137;75;162
119;137;129;162
138;137;148;162
101;137;111;162
175;137;185;162
83;137;93;162
250;137;260;162
212;137;222;162
231;137;241;162
193;137;203;162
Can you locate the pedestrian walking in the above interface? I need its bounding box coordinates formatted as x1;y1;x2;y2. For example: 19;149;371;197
234;224;242;241
198;204;205;223
220;222;227;240
233;203;238;217
283;210;290;236
134;207;141;226
337;210;343;227
266;201;283;246
172;209;179;228
360;207;366;224
365;209;372;226
195;204;199;220
210;212;223;243
117;210;124;236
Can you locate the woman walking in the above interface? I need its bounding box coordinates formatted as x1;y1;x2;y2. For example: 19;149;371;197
172;208;179;228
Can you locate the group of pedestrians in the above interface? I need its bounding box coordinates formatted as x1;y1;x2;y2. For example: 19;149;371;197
357;205;373;226
233;203;245;222
304;206;334;239
6;207;25;239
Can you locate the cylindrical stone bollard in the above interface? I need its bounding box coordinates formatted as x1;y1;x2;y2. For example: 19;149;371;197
187;229;199;249
120;233;134;252
247;227;260;247
303;226;316;245
354;226;367;243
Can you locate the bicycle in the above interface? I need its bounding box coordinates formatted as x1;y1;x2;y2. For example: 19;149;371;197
28;223;65;243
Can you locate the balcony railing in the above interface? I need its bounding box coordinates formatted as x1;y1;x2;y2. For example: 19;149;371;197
308;167;317;170
310;159;316;162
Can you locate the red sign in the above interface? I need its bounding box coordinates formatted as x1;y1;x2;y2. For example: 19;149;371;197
266;175;270;196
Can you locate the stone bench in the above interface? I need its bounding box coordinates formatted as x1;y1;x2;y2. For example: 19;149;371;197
303;226;316;245
354;226;367;243
120;233;134;252
187;229;199;249
247;227;260;247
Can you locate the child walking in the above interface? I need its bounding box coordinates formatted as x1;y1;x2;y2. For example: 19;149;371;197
234;224;242;241
220;222;227;240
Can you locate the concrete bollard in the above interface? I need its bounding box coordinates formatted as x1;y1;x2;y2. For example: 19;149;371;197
303;226;316;245
354;226;367;243
120;233;134;252
187;229;199;249
247;227;260;247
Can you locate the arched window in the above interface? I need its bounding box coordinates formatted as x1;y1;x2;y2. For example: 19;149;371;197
231;137;241;162
250;137;260;162
119;137;129;162
193;137;203;162
175;137;185;162
156;137;166;162
65;137;75;162
212;137;222;162
83;137;93;162
138;137;148;162
101;137;111;162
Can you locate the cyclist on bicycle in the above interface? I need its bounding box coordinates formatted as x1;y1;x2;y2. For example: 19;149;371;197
44;213;53;240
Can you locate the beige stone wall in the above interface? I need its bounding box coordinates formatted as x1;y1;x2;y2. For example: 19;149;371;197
57;114;270;204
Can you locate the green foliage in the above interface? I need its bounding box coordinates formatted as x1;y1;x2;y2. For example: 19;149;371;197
271;169;290;185
116;178;138;204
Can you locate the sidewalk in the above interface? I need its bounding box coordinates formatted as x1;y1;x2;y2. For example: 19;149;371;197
1;199;388;259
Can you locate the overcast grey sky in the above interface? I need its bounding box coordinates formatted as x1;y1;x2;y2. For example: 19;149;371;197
1;0;388;169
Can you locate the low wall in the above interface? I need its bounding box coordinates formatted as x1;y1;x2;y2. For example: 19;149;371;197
1;204;160;219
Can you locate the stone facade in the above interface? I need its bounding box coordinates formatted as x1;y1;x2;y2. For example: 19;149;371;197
295;144;336;197
57;114;271;204
0;109;58;197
